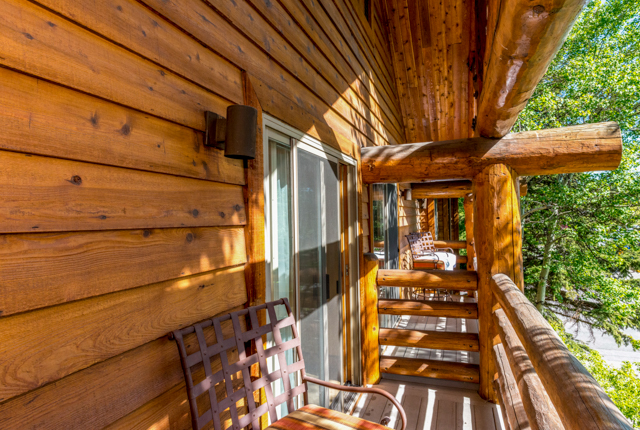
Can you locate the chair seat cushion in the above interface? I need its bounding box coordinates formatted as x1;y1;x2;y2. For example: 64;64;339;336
267;404;392;430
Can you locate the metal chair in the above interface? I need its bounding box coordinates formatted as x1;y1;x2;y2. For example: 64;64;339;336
406;232;456;300
171;298;406;430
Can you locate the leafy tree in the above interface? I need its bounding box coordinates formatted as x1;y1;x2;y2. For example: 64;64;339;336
515;0;640;347
514;0;640;423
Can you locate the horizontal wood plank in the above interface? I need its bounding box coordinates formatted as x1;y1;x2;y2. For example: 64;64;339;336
380;356;479;383
0;227;246;316
377;269;478;290
0;265;247;402
0;151;245;233
0;67;245;184
379;328;479;351
378;299;478;318
139;0;377;151
0;0;229;130
0;305;245;429
35;0;243;104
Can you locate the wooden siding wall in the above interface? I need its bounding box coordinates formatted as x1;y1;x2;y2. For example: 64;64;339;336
398;185;423;269
0;0;402;428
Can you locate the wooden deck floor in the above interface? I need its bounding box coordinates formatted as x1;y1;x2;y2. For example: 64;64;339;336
350;379;504;430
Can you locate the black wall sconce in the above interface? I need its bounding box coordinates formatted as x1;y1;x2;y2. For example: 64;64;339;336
204;105;258;160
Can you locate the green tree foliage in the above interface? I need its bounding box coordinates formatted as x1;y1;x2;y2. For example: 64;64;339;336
514;0;640;423
515;0;640;346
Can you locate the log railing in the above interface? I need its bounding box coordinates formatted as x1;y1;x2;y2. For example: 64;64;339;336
362;253;480;386
489;273;632;430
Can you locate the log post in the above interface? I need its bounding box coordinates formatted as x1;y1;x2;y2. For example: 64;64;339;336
491;274;632;430
363;253;380;385
474;164;523;401
494;309;563;430
463;194;476;271
427;199;436;239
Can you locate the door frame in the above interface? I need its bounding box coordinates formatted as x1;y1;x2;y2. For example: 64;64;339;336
262;115;362;392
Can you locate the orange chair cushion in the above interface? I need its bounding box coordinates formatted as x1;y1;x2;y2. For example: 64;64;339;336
267;404;392;430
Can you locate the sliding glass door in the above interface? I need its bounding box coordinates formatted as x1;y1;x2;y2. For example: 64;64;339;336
264;119;359;413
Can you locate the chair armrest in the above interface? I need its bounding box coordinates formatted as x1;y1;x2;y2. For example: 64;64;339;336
435;248;455;254
302;375;407;430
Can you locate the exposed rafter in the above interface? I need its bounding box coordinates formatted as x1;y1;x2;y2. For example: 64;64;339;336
477;0;588;138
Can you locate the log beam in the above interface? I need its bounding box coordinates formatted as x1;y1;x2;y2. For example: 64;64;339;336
411;180;472;199
377;269;478;291
474;164;523;402
378;299;478;318
493;343;530;430
379;328;479;352
433;240;466;249
491;274;632;430
477;0;588;138
494;309;563;430
361;122;621;184
380;356;479;383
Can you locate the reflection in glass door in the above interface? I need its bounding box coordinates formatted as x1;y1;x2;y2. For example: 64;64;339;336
297;150;342;411
264;119;359;416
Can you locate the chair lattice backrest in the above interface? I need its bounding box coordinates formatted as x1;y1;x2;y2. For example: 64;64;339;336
406;231;436;258
172;299;307;430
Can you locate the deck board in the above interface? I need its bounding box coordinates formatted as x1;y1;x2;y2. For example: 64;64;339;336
352;380;503;430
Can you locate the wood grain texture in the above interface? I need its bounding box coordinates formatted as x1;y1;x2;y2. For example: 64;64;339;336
477;0;588;137
242;73;266;310
493;343;530;430
378;298;478;318
433;240;467;250
491;274;632;430
0;305;245;430
33;0;243;104
0;151;245;233
379;328;479;352
363;253;381;385
473;163;522;402
0;337;183;429
0;265;247;402
138;0;393;149
0;0;229;130
361;122;623;183
463;194;476;271
380;356;479;383
494;309;563;430
411;181;472;199
0;227;246;316
377;269;478;290
0;66;245;185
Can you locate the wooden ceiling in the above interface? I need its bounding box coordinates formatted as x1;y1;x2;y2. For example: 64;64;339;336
384;0;478;143
383;0;587;143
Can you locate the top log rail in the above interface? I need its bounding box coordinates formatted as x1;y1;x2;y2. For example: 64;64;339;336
411;181;472;199
360;122;622;184
491;274;632;430
477;0;588;138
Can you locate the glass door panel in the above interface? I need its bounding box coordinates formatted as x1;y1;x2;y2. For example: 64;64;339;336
297;149;343;410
